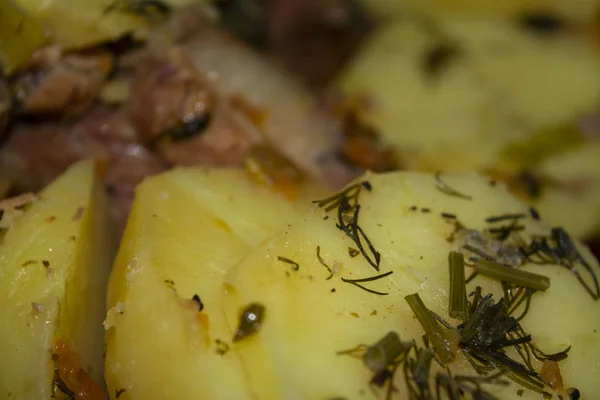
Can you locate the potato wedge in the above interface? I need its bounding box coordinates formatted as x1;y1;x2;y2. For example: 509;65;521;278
337;14;600;238
0;160;113;399
104;168;320;400
359;0;600;25
107;168;600;399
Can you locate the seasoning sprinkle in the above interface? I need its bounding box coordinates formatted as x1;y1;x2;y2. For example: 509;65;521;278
191;294;204;311
348;247;360;258
277;256;299;271
316;246;334;280
475;260;550;291
233;303;265;342
441;212;457;219
405;293;458;363
341;271;393;296
434;171;472;200
116;388;127;398
448;252;468;320
485;213;527;223
529;207;541;220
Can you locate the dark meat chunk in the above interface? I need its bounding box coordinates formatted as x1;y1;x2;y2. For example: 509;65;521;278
0;105;166;228
12;49;113;117
216;0;372;87
125;50;260;166
0;77;11;139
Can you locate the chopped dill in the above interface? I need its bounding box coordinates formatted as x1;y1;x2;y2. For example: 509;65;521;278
441;212;457;219
485;213;527;223
341;271;393;295
475;260;550;292
448;251;468;320
529;207;541;220
405;293;458;363
348;247;360;258
522;227;599;299
316;246;334;280
277;256;300;271
215;339;230;355
434;171;472;200
191;294;204;311
313;183;381;271
116;388;127;398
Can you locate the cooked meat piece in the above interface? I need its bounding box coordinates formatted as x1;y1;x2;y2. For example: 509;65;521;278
216;0;372;86
126;52;214;141
0;77;11;139
12;49;113;117
157;6;361;189
104;142;166;231
264;0;372;86
125;48;260;166
157;99;260;166
0;105;166;228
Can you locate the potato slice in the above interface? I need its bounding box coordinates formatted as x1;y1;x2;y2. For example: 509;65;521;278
359;0;600;25
0;160;113;399
107;168;599;399
223;171;600;399
104;168;320;400
337;14;600;238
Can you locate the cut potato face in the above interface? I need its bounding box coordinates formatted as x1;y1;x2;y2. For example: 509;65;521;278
337;13;600;238
359;0;600;25
104;168;321;400
106;168;600;400
0;160;113;399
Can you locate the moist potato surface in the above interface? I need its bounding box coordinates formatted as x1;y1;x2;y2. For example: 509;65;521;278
106;168;600;400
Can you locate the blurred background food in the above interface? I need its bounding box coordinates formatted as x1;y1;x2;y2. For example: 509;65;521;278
0;0;599;250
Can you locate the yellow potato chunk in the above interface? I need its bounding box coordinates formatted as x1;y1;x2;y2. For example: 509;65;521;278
107;168;600;399
224;171;599;399
0;160;113;399
337;14;600;238
104;168;319;400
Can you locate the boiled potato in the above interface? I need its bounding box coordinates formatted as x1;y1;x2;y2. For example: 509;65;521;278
337;13;600;238
107;168;600;399
104;168;323;400
359;0;600;25
0;160;113;399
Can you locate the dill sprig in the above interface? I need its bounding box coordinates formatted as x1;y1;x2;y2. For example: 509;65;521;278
313;182;381;271
521;227;599;299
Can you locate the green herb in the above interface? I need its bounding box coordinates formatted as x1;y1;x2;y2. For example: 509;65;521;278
363;331;408;373
116;388;127;398
448;251;468;320
422;42;461;81
434;171;472;200
191;294;204;311
215;339;230;355
313;183;381;271
523;227;599;299
348;247;360;258
277;256;299;271
441;212;457;219
475;260;550;291
485;213;526;223
341;271;393;296
316;246;334;280
529;207;541;220
405;293;458;363
233;303;265;342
